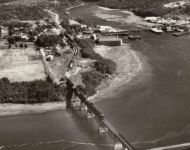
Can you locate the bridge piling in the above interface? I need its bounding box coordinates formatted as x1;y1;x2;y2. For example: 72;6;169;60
86;110;95;119
98;121;109;134
65;79;135;150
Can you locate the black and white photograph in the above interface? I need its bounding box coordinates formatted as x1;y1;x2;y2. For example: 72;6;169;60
0;0;190;150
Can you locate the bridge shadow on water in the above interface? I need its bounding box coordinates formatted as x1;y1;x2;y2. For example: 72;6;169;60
65;105;114;150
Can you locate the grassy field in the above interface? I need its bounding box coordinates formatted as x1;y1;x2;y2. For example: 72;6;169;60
0;42;46;82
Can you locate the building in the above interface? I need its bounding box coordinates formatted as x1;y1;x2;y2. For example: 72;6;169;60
97;36;122;46
12;31;23;38
46;54;54;61
42;28;61;36
97;25;117;32
0;26;8;38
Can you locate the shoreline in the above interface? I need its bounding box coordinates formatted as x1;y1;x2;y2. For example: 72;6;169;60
66;3;85;11
89;43;144;102
0;3;145;117
0;44;144;117
0;102;66;117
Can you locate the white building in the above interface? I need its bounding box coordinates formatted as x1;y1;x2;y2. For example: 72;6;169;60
0;26;8;38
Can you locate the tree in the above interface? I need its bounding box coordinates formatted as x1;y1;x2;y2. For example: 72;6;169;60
19;43;23;48
7;37;15;44
36;34;64;47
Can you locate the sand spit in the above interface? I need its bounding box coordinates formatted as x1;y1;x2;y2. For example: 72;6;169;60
89;43;143;102
95;6;155;28
0;102;66;117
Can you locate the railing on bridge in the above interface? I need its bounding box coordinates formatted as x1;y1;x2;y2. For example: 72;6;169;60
65;79;135;150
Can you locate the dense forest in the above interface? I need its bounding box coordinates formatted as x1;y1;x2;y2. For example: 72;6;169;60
98;0;179;17
0;0;15;4
36;34;65;47
0;5;47;22
0;0;80;24
0;78;63;104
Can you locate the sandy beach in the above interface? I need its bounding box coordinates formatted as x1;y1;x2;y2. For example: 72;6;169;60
95;6;155;28
0;102;66;117
89;43;144;102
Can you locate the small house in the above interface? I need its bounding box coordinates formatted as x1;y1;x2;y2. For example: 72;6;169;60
46;54;54;61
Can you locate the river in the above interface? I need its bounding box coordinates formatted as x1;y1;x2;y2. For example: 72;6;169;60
1;3;190;150
69;3;190;149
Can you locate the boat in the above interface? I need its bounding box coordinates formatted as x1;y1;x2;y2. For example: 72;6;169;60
135;35;142;39
172;31;189;36
150;27;163;34
128;35;137;40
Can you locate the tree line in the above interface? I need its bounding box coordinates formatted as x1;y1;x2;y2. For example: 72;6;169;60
75;38;116;96
99;0;177;17
0;5;47;22
0;78;63;104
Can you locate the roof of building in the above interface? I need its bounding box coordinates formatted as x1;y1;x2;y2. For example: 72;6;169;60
99;36;121;42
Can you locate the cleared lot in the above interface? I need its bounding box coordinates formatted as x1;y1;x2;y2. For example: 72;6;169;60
0;47;46;82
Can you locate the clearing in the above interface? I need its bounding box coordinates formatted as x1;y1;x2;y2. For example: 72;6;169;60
0;42;46;82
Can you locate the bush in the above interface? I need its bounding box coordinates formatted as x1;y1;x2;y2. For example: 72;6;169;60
75;38;95;49
184;5;190;15
36;34;64;47
95;59;116;75
76;38;116;75
81;71;104;96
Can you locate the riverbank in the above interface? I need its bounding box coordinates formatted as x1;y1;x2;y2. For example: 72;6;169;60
89;43;143;102
0;3;145;117
95;6;155;28
0;102;66;117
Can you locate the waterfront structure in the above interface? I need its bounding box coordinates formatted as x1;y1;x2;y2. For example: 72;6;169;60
97;36;122;46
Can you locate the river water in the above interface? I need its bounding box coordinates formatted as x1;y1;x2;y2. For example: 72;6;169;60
1;3;190;150
69;3;190;149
